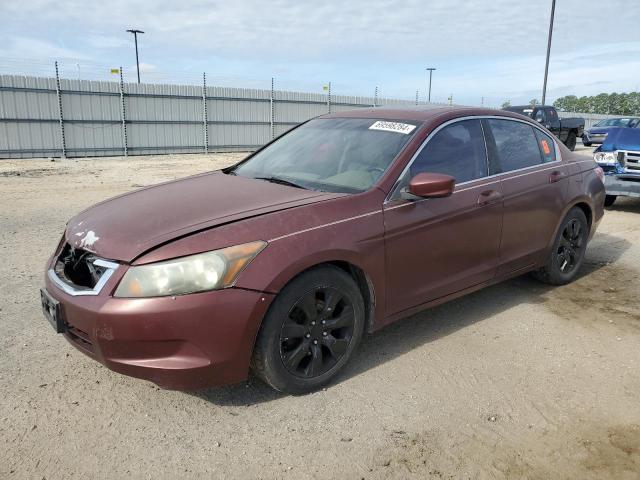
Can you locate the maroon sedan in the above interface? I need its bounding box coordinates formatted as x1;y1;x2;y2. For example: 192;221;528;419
41;107;605;394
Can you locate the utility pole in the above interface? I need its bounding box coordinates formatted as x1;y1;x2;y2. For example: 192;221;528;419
426;67;436;102
541;0;556;105
126;29;144;83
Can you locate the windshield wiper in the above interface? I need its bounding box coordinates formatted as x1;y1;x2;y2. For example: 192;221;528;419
253;176;308;190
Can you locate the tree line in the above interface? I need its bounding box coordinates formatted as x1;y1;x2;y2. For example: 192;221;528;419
552;92;640;115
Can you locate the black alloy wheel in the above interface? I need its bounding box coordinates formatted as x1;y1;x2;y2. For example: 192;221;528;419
532;207;588;285
252;266;365;394
556;218;584;274
280;287;355;378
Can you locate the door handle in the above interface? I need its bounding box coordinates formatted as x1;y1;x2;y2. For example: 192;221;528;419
549;170;567;183
477;189;502;205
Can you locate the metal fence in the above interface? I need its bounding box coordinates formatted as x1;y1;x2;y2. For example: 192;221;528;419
558;111;619;129
0;71;444;159
1;69;621;159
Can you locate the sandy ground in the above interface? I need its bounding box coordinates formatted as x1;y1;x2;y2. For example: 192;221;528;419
1;147;639;480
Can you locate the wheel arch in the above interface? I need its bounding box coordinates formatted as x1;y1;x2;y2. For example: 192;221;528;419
546;198;594;252
260;259;377;334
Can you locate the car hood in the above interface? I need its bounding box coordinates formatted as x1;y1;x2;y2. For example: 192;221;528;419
66;171;342;262
599;127;640;152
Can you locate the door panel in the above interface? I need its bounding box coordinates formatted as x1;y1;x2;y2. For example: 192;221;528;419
497;164;568;275
383;179;503;315
484;118;569;275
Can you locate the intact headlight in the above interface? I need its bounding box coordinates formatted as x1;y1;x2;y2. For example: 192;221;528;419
593;151;617;165
114;241;266;298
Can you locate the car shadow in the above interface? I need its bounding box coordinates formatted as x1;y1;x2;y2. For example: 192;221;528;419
191;232;631;406
606;197;640;214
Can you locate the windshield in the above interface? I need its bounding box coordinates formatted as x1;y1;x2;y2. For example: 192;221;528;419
594;118;636;127
230;118;420;193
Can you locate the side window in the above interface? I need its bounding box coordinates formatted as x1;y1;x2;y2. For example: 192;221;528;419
546;108;558;122
487;119;543;172
534;129;557;163
534;109;545;123
408;119;487;184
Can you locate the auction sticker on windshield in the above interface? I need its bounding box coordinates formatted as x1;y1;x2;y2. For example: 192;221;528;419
369;120;416;134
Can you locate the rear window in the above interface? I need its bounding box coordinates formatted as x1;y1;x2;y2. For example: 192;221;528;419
505;107;534;118
487;119;542;172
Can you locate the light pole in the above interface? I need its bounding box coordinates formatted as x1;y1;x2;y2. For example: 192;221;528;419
126;29;144;83
541;0;556;105
426;67;436;103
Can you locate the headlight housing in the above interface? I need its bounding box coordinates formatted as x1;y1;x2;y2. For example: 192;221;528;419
594;151;617;165
114;241;266;298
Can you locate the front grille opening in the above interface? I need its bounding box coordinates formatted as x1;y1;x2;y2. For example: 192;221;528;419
66;324;94;353
55;243;107;289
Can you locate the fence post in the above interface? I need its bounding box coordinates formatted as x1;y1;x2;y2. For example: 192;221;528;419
118;67;128;157
203;72;209;154
270;77;275;139
373;86;378;108
54;61;67;158
415;90;419;105
327;81;332;114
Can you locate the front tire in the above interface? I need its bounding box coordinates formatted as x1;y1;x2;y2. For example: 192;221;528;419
252;266;365;394
566;131;577;151
604;195;617;207
532;207;589;285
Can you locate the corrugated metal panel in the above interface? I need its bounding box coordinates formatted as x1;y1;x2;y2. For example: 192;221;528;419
1;74;616;159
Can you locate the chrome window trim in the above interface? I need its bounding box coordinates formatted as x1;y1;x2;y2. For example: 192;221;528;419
385;114;563;204
48;258;119;297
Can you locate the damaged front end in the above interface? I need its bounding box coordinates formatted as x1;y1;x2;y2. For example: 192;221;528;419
594;128;640;200
48;242;120;296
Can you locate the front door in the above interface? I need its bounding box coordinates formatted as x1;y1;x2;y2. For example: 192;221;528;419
383;119;503;316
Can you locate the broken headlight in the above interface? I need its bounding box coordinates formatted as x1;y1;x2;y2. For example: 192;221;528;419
593;151;617;165
114;241;266;298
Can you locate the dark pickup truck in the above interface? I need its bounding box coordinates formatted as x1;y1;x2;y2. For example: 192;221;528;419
504;105;585;151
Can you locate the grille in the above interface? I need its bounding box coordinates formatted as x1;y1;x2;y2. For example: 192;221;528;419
65;324;95;353
54;243;108;291
625;150;640;172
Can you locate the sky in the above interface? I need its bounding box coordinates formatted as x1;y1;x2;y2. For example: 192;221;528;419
1;0;639;107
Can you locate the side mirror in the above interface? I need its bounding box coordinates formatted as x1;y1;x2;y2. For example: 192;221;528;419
401;172;455;200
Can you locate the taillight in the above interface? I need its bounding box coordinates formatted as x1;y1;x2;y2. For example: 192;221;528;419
594;166;605;184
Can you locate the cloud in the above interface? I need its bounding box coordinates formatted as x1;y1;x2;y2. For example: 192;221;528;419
1;0;639;105
0;36;89;61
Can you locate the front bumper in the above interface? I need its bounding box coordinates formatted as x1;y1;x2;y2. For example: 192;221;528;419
43;271;275;390
604;174;640;198
583;132;607;144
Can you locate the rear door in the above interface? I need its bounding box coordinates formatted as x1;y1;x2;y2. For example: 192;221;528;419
383;119;503;315
483;118;568;276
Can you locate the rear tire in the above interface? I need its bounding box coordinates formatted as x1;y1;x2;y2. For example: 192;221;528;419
583;141;592;147
532;207;589;285
604;195;617;207
566;131;577;151
251;266;365;394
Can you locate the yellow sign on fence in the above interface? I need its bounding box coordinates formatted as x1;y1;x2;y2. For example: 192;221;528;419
110;68;120;74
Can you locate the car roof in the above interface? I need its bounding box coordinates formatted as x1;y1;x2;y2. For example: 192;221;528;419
324;106;523;122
